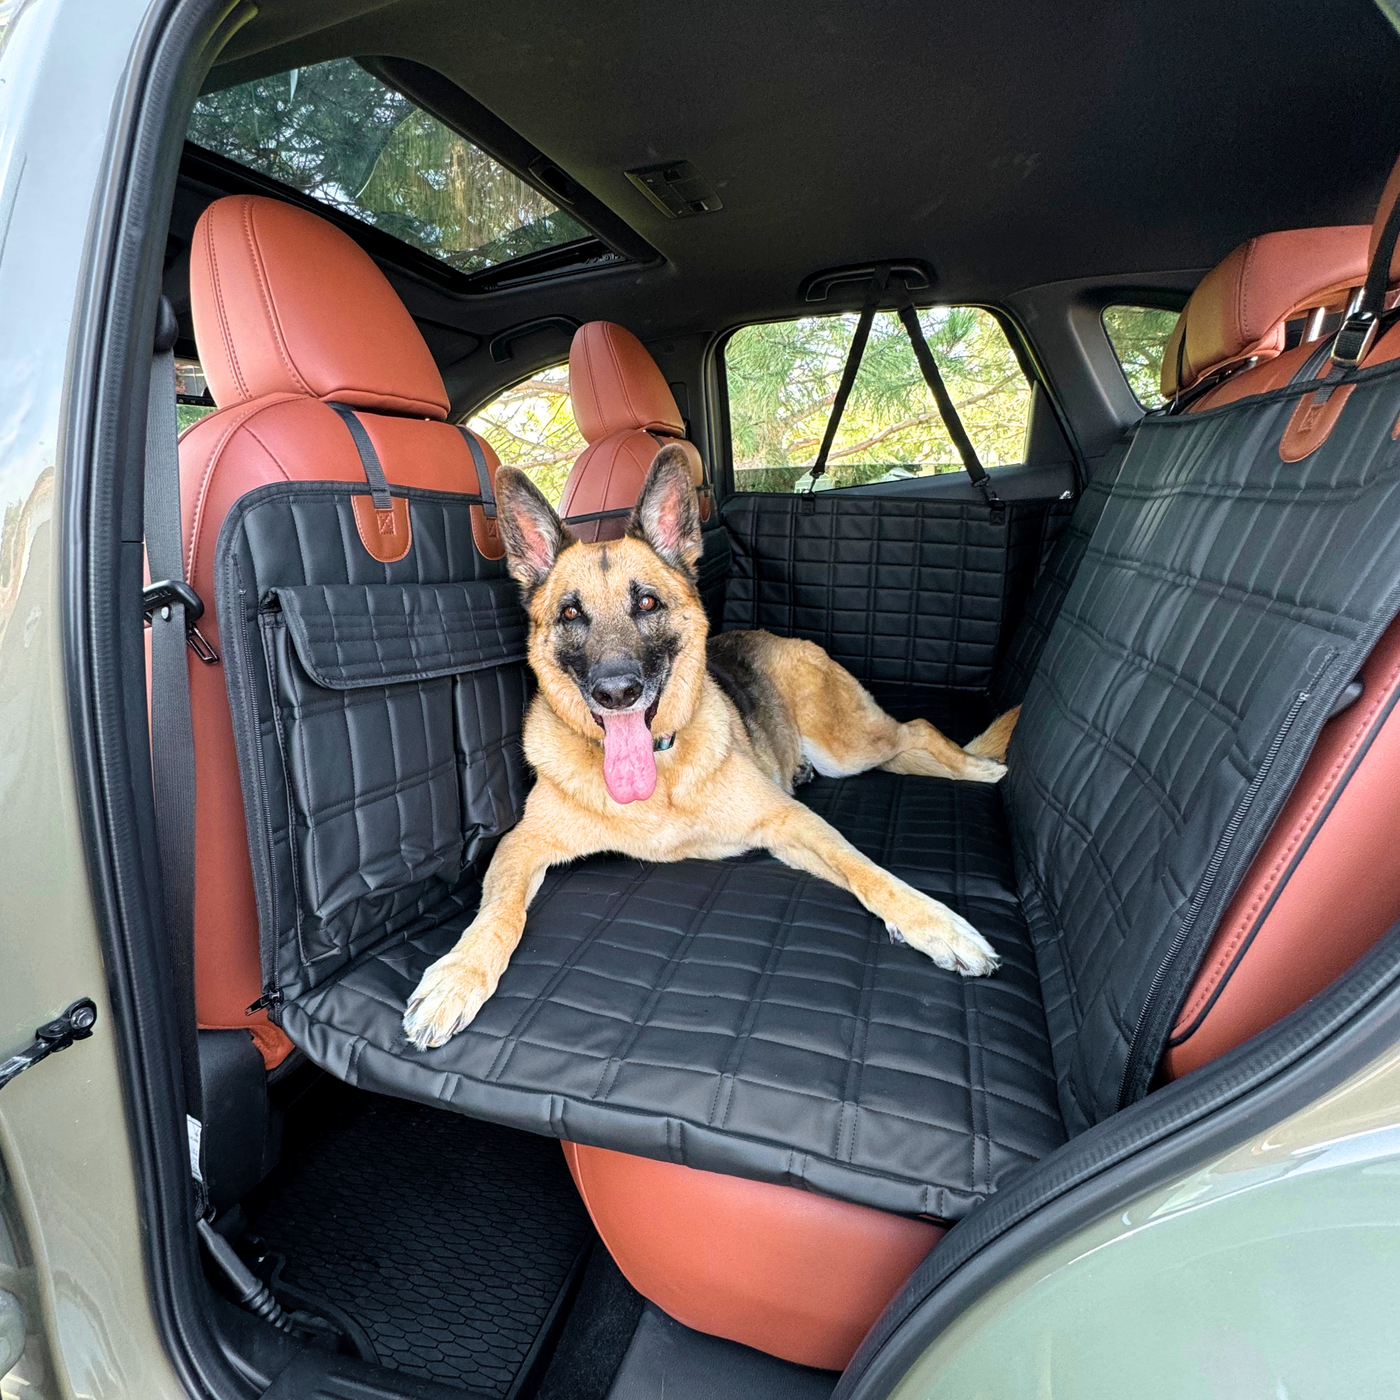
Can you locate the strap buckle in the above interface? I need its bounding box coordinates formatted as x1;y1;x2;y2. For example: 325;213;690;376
143;580;219;664
1332;310;1379;369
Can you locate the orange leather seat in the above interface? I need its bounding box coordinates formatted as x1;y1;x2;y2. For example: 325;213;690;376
563;223;1392;1373
558;321;708;541
177;194;502;1067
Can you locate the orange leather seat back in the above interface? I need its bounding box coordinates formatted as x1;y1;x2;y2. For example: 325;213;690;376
558;321;708;541
178;194;502;1066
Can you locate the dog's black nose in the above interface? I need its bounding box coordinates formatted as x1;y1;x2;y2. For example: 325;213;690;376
590;671;644;711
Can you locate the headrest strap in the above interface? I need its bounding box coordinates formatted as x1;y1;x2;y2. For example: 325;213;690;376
1335;193;1400;367
455;426;495;517
327;402;392;510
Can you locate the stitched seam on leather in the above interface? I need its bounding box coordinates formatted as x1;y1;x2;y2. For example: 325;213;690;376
1236;237;1258;350
580;327;602;442
1175;653;1400;1028
187;398;296;582
242;199;315;398
206;205;247;402
604;322;643;432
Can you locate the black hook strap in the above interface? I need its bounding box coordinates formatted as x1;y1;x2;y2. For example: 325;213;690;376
891;279;1001;508
327;402;393;510
807;267;888;487
455;425;496;516
1334;185;1400;367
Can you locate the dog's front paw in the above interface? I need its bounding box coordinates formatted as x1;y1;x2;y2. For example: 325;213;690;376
959;754;1007;784
403;943;502;1049
888;899;1000;977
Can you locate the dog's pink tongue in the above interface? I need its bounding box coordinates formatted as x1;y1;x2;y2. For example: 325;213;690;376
600;710;656;804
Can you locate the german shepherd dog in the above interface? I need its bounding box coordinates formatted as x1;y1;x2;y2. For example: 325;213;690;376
403;448;1019;1049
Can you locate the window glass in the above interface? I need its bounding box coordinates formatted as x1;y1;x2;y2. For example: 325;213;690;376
1102;304;1181;410
725;307;1031;492
175;357;217;433
467;363;584;507
188;58;590;274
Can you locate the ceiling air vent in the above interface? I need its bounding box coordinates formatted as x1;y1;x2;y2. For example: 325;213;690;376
625;160;723;218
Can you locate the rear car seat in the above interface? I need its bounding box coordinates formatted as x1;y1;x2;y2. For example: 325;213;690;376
176;182;1400;1372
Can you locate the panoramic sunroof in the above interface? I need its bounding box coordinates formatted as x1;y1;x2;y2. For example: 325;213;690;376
188;58;592;275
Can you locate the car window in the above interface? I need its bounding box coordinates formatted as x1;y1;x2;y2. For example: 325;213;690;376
467;363;584;507
175;357;216;432
1102;304;1181;410
725;307;1031;492
188;58;590;275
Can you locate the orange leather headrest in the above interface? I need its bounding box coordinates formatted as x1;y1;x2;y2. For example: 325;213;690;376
1160;224;1370;399
190;194;449;420
569;321;685;442
1369;152;1400;289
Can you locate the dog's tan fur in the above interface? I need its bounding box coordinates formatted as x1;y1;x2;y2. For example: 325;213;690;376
404;450;1012;1049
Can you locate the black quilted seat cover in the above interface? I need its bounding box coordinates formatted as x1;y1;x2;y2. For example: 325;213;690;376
218;354;1400;1223
284;835;1064;1220
722;492;1073;693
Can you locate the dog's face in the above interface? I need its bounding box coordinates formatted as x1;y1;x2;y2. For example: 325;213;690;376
495;446;709;803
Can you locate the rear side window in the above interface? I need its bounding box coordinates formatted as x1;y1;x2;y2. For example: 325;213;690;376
467;363;584;507
725;307;1030;492
1102;304;1181;410
175;357;216;432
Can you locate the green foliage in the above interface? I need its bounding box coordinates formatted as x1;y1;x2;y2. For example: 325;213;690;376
725;308;1031;492
1102;305;1180;409
176;403;216;434
468;365;583;506
189;59;587;274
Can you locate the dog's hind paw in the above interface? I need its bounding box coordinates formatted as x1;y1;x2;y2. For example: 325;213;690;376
888;902;1000;977
402;945;500;1049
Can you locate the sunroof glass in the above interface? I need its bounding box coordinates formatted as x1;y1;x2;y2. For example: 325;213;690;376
188;57;591;274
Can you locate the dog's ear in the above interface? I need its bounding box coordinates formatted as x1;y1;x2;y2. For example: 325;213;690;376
628;445;702;575
495;466;574;594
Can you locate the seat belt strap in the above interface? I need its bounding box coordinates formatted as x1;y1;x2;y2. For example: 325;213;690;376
1334;185;1400;367
892;280;1002;510
142;295;208;1214
807;268;888;488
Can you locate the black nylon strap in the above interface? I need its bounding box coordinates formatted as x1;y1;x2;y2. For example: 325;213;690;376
808;268;887;486
1362;187;1400;322
892;281;1000;506
1333;185;1400;366
563;506;633;525
456;425;496;516
327;402;393;510
143;295;207;1213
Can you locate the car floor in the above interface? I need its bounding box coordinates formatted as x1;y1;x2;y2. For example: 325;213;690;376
241;1076;593;1398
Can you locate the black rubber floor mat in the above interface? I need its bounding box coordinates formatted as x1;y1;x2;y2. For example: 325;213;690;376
245;1079;592;1397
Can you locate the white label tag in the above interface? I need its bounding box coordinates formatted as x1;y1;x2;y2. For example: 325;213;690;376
186;1114;204;1183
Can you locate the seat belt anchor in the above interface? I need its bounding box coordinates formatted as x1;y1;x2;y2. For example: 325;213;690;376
143;580;219;664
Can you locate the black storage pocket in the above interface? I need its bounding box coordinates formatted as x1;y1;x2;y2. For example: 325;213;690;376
260;581;529;970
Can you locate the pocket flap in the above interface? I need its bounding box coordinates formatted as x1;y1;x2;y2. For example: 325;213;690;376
273;582;528;690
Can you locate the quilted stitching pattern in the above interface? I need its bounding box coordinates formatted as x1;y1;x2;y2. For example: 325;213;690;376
287;847;1063;1221
216;484;531;1002
1008;370;1400;1130
722;493;1072;691
988;442;1130;713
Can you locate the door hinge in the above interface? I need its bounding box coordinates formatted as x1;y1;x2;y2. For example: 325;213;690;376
0;999;97;1092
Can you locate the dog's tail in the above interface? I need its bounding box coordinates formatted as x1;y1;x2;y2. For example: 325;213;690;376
964;705;1021;764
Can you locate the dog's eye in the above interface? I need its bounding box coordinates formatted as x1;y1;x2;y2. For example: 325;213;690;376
637;594;659;613
560;604;581;622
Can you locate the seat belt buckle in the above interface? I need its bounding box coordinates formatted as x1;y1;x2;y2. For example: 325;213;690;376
143;580;219;664
1332;310;1379;369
